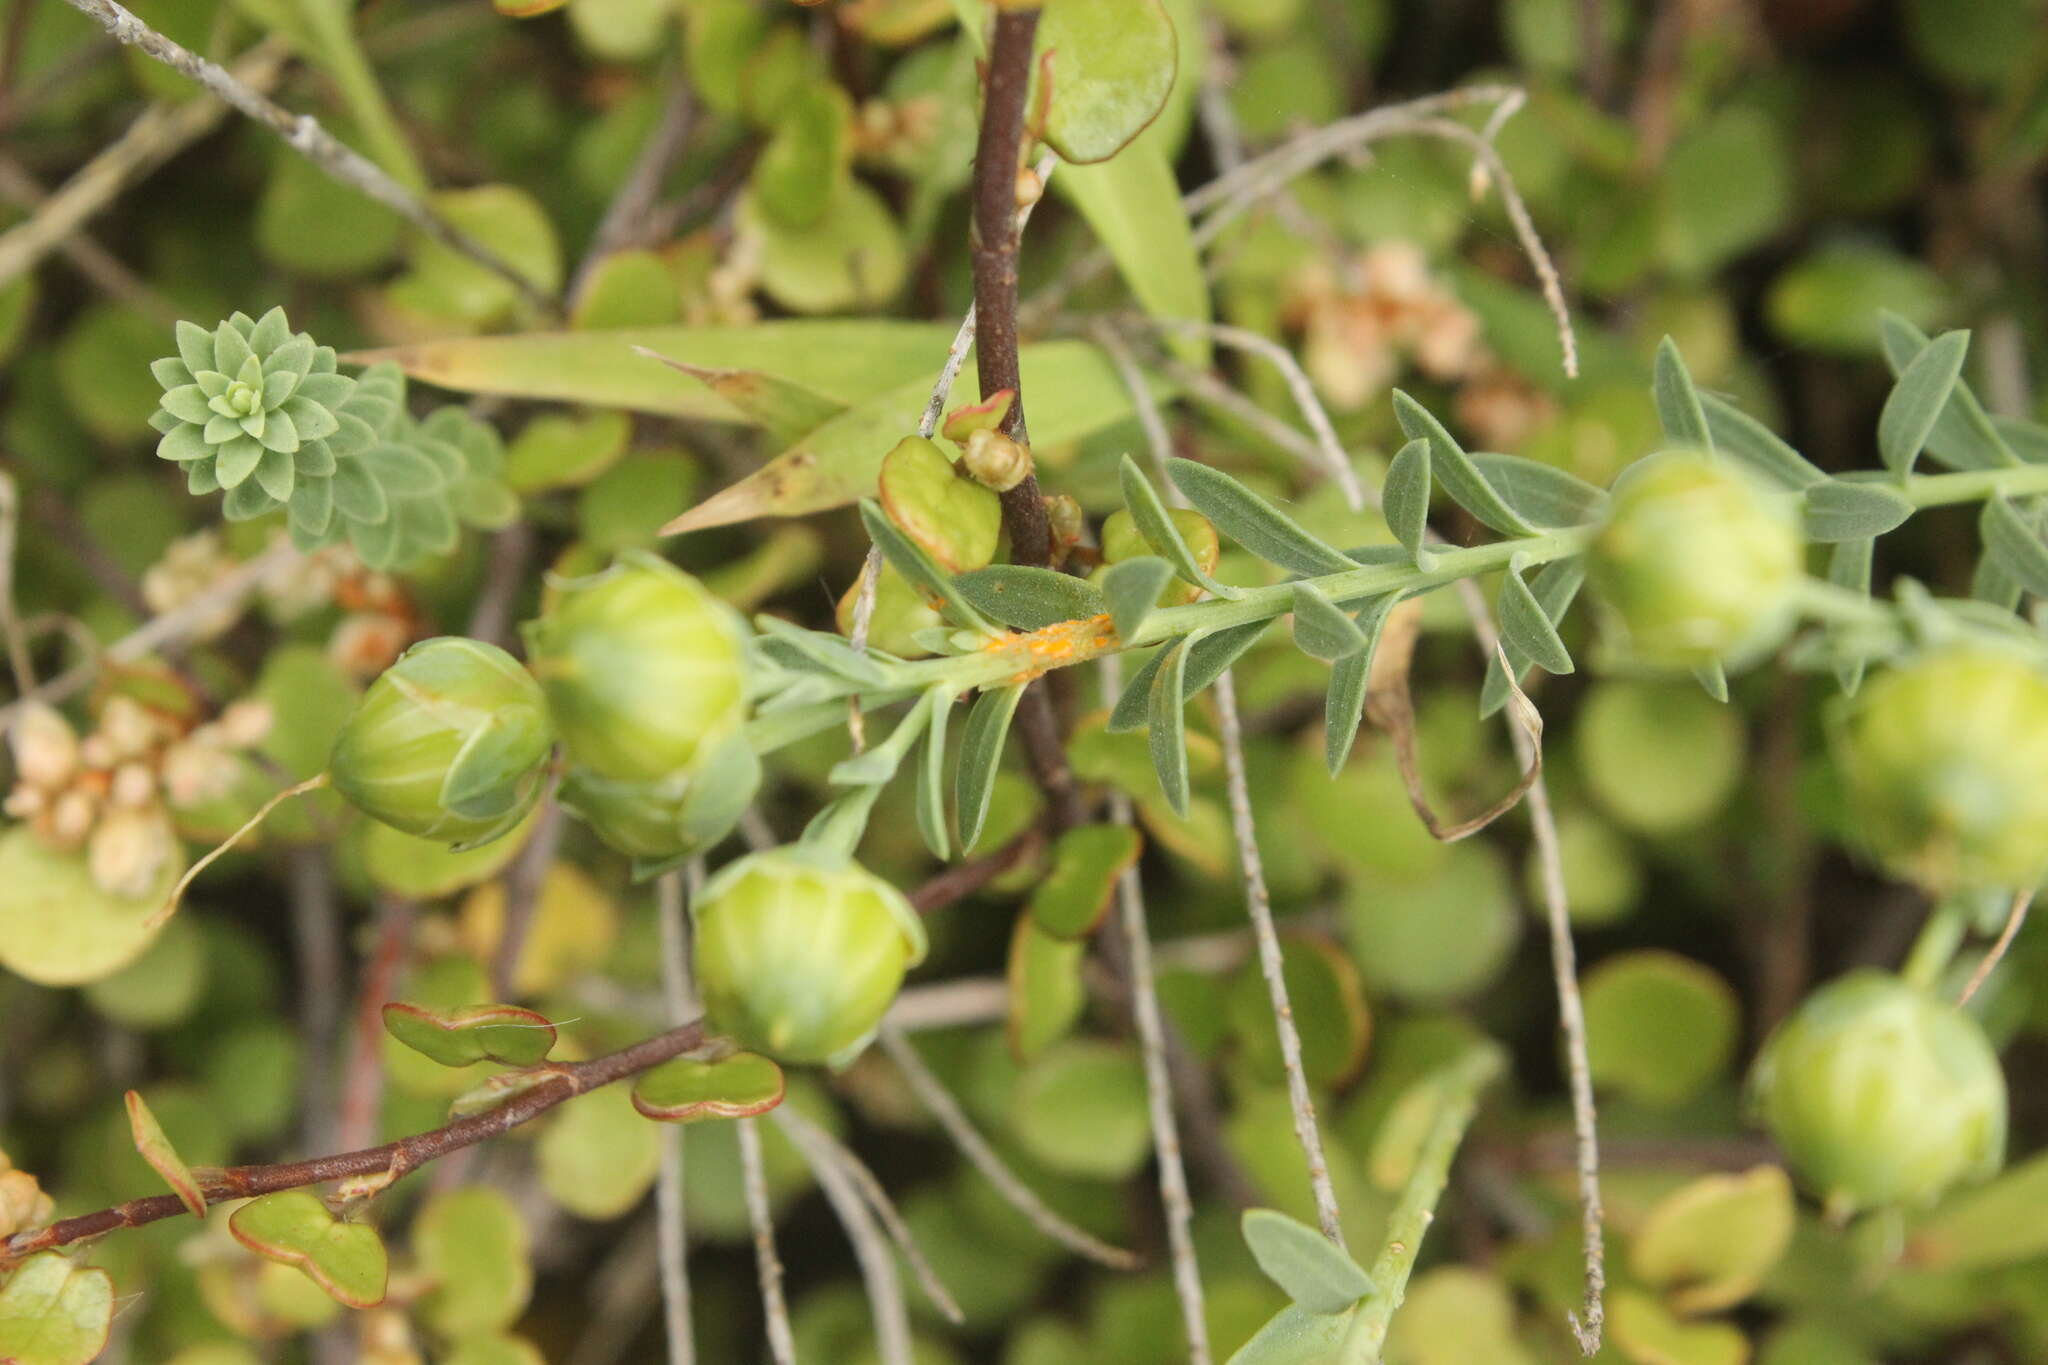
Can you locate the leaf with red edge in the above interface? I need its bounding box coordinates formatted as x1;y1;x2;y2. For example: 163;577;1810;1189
940;390;1015;443
228;1191;388;1308
0;1253;113;1365
125;1090;205;1219
381;1001;558;1068
631;1052;786;1123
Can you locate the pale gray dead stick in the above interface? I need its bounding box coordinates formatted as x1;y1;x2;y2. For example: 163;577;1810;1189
0;537;299;722
1104;324;1349;1249
1959;888;2035;1007
877;1026;1141;1270
1453;575;1602;1353
654;871;696;1365
774;1110;912;1365
53;0;554;314
738;1116;797;1365
0;473;35;695
1098;657;1211;1365
0;40;288;290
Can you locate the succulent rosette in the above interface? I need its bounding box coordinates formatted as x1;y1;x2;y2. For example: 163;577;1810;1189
1830;644;2048;892
329;637;554;848
1587;449;1804;671
1749;970;2006;1214
692;847;927;1065
523;554;750;784
150;308;359;522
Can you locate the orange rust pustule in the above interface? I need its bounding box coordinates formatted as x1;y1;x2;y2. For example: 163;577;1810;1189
984;613;1120;684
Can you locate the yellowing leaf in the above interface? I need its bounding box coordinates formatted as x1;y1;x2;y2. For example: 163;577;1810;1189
460;862;619;996
126;1089;206;1218
878;435;1003;572
414;1188;533;1337
1033;0;1178;163
0;1253;114;1365
228;1192;388;1308
1631;1166;1794;1315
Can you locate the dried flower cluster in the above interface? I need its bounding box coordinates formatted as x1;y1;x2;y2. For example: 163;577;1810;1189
0;1148;52;1240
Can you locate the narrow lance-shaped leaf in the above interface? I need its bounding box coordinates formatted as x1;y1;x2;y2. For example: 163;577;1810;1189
1498;564;1574;674
1827;538;1874;695
126;1090;205;1219
1240;1207;1371;1315
1653;336;1713;450
859;499;996;633
1877;328;1970;479
1168;458;1356;577
916;689;957;860
1147;639;1192;815
953;565;1108;631
1290;582;1369;661
1699;392;1826;490
1325;594;1405;775
1880;312;2017;471
1119;455;1238;597
1382;438;1435;569
1802;479;1915;542
1468;453;1610;528
1481;558;1585;716
1102;556;1175;641
1107;620;1272;733
1392;389;1539;537
956;684;1026;850
628;347;844;446
1981;495;2048;598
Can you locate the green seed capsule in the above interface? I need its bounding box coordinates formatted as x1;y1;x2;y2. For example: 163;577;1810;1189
692;847;927;1065
1587;450;1802;671
523;553;749;784
558;732;760;867
329;638;552;848
1749;971;2005;1215
1831;645;2048;892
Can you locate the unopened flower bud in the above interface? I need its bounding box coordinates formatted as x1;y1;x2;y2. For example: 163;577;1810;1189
523;554;749;784
329;637;553;848
692;847;927;1065
98;695;165;759
1749;971;2005;1214
10;703;78;788
1587;450;1802;672
1015;166;1043;209
88;807;177;900
110;762;157;808
961;428;1032;493
1043;493;1085;556
1831;646;2048;892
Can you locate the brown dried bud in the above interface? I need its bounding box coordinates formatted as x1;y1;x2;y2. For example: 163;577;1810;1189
1044;493;1085;558
961;428;1033;493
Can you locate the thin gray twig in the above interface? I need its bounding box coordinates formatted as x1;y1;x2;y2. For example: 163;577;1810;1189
738;1116;797;1365
654;871;696;1365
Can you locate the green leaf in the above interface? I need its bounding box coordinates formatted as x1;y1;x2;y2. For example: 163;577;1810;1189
1325;594;1404;774
1981;495;2048;597
1382;438;1435;568
380;1001;558;1068
1583;951;1739;1108
1631;1166;1795;1315
387;185;561;328
1119;455;1237;597
1699;392;1826;489
1909;1148;2048;1271
1497;565;1573;674
668;341;1160;532
1029;824;1143;938
1033;0;1178;163
1467;453;1609;528
1012;1041;1152;1179
1107;621;1272;732
1102;556;1176;640
1801;478;1914;541
1392;390;1539;537
1481;557;1585;716
0;1253;114;1365
1007;916;1088;1062
956;684;1026;850
1169;458;1355;576
1056;141;1212;365
1608;1290;1749;1365
742;179;906;314
1693;660;1730;703
859;500;995;633
1290;582;1369;661
750;84;851;229
1879;312;2016;471
1878;327;1971;478
1228;935;1371;1090
0;824;179;987
630;349;844;447
1652;335;1713;449
917;691;958;860
1147;639;1191;815
1227;1304;1358;1365
126;1089;205;1218
536;1083;660;1220
350;321;954;421
413;1188;533;1338
953;565;1107;630
633;1052;786;1122
229;1191;389;1308
1240;1207;1370;1314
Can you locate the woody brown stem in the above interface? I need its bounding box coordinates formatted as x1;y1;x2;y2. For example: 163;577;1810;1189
1;1019;706;1262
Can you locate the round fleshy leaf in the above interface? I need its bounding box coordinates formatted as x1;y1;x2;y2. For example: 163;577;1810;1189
878;434;1002;573
0;1253;114;1365
1012;1041;1152;1181
1608;1289;1748;1365
1582;951;1739;1109
632;1051;786;1123
1228;934;1371;1091
126;1089;206;1218
1006;915;1086;1064
0;825;180;986
381;1001;557;1068
413;1188;533;1337
228;1191;388;1308
1630;1165;1795;1315
503;410;633;492
538;1083;661;1220
1028;824;1142;939
1032;0;1179;164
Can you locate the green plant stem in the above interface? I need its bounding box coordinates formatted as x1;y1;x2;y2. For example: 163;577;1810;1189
1902;898;1971;991
1902;462;2048;509
1342;1045;1507;1363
